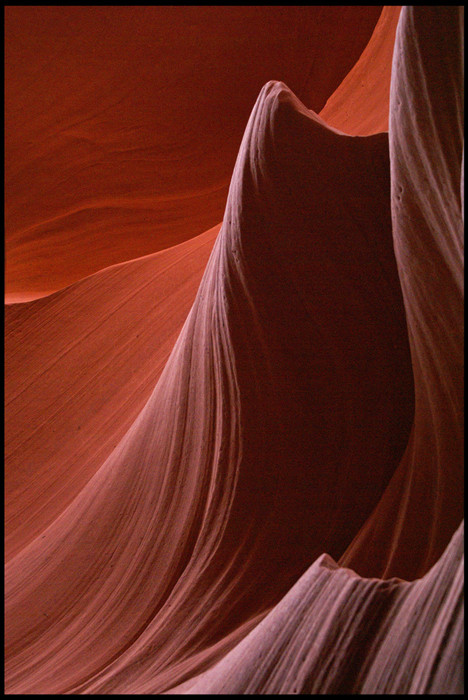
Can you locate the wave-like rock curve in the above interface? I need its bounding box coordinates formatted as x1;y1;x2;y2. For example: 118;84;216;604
5;5;463;695
5;77;414;694
5;6;382;299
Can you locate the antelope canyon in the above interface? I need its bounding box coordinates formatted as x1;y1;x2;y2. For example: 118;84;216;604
4;5;464;696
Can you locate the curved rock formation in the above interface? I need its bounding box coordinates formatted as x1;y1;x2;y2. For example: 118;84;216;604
5;5;464;695
5;5;381;300
321;5;401;135
5;224;219;561
340;4;464;581
4;77;414;694
170;521;464;695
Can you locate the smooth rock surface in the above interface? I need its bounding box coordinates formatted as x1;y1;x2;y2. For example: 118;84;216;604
4;6;463;695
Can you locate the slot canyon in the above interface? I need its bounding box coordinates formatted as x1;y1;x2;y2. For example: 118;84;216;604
5;6;464;694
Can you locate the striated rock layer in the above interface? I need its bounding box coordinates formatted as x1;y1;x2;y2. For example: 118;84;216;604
4;6;463;695
340;4;464;581
170;521;463;695
5;78;414;695
5;225;219;561
5;5;381;300
321;5;401;135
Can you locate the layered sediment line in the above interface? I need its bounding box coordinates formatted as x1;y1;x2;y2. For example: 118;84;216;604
5;6;382;299
171;521;463;695
4;6;463;695
340;5;464;581
6;81;413;693
5;225;219;561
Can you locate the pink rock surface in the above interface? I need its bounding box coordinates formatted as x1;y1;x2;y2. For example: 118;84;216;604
340;5;464;581
170;522;463;694
4;6;463;695
5;225;219;561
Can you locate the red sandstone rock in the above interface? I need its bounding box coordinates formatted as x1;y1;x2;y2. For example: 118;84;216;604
4;6;463;695
5;5;380;299
5;225;218;561
321;6;401;135
340;5;464;581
